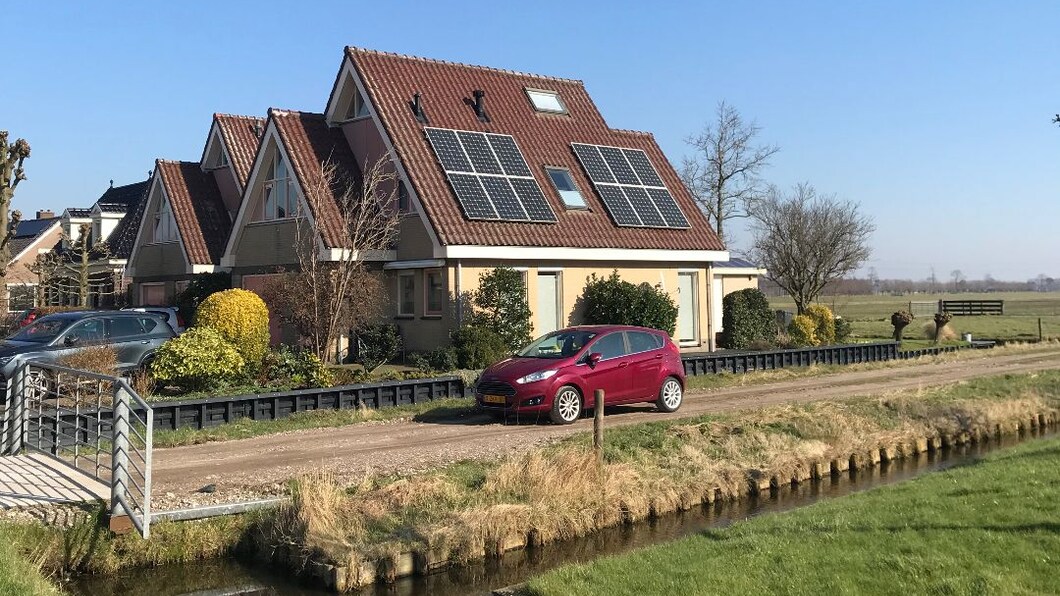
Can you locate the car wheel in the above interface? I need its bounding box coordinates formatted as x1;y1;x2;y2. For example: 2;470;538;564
550;385;582;425
656;377;683;413
24;368;53;401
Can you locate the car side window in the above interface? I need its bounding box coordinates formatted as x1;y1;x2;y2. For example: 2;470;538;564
139;317;160;334
109;317;146;339
627;331;662;354
66;319;105;343
591;332;627;360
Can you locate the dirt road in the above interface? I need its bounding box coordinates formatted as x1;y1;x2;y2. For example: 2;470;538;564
152;348;1060;507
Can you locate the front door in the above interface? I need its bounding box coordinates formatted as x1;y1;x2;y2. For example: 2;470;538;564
678;272;699;346
580;331;631;407
536;272;561;336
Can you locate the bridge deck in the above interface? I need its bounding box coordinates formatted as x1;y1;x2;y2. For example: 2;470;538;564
0;453;108;508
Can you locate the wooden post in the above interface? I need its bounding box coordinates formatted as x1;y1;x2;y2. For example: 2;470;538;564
593;389;604;459
1039;318;1044;343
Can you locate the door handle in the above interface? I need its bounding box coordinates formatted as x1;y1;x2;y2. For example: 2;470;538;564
619;361;629;368
654;354;663;359
141;340;149;344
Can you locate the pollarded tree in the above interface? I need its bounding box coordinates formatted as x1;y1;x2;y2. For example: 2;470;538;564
0;132;30;310
51;223;117;306
748;183;874;314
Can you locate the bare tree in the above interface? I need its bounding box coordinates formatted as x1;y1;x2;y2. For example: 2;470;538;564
50;223;116;306
1;132;29;310
748;183;874;314
266;156;400;362
950;269;964;292
681;101;779;242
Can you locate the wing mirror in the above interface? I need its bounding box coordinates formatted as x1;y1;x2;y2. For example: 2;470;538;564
587;352;602;369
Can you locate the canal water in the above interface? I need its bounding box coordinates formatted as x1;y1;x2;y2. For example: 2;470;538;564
69;428;1055;596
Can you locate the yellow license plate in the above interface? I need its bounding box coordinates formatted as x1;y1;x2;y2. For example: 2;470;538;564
483;394;506;404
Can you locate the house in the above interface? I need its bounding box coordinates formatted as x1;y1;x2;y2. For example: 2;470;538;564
5;211;62;311
126;114;264;305
129;48;773;353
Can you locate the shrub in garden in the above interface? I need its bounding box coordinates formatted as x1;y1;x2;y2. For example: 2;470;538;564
151;327;245;391
354;323;402;372
804;304;836;345
408;347;459;373
195;288;270;370
719;288;776;349
469;267;534;351
787;315;818;347
59;346;118;375
930;312;955;343
581;271;678;335
175;272;231;325
453;325;509;369
891;311;915;342
834;316;853;343
262;346;333;389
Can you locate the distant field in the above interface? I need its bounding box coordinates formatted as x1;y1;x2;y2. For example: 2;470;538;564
769;291;1060;342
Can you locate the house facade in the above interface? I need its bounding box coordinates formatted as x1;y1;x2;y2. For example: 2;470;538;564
5;212;62;311
126;48;769;353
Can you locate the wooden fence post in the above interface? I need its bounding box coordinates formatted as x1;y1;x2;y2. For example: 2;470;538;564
593;389;604;460
1039;318;1044;343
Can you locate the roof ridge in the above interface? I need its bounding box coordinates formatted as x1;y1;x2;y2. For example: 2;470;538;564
214;112;265;121
611;128;655;138
268;108;326;118
346;46;584;85
155;158;199;165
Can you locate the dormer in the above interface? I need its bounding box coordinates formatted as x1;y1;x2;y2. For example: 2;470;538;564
200;114;266;218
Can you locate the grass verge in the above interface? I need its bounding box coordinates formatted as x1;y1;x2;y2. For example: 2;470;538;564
524;432;1060;595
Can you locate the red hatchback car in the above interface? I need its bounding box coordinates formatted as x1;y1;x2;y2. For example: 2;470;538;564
476;325;685;424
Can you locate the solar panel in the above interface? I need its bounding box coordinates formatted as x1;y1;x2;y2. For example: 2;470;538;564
571;144;615;184
571;142;690;229
424;127;557;223
424;128;472;173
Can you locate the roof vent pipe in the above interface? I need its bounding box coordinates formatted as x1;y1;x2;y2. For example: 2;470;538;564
412;92;428;124
472;90;489;122
253;123;263;138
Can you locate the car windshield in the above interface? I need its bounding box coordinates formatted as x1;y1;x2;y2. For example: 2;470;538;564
8;315;76;344
517;330;598;359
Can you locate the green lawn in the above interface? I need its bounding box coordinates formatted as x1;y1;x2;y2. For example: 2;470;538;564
525;433;1060;596
771;291;1060;342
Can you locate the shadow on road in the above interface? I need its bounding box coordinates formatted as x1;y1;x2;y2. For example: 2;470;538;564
412;402;657;427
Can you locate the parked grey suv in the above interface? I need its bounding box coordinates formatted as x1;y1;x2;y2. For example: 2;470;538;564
0;310;174;378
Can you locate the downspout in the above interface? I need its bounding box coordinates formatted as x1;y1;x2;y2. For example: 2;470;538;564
705;263;716;352
455;259;463;328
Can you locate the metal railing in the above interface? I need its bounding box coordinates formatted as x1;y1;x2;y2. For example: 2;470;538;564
5;360;153;538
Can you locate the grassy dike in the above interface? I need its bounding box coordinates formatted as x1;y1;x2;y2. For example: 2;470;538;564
524;433;1060;595
3;369;1058;592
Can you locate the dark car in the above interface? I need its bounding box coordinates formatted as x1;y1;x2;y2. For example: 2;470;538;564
475;325;685;424
0;310;175;380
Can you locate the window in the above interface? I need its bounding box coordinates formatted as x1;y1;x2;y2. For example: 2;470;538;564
261;156;297;221
677;272;699;345
8;286;35;312
398;273;415;316
397;181;411;213
153;196;178;243
525;88;566;114
344;88;371;120
627;331;663;354
424;269;444;316
109;317;146;339
66;319;105;344
217;149;229;168
590;332;627;361
139;317;159;334
536;272;562;336
545;168;586;209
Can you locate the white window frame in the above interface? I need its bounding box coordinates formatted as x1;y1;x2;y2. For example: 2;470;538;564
344;88;371;120
397;272;415;316
152;196;178;243
259;155;298;222
544;166;587;209
525;88;567;114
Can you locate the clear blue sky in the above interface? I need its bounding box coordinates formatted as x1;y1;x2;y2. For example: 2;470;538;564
7;1;1059;280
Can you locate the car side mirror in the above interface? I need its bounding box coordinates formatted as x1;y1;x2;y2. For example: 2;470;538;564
64;335;79;347
587;352;602;369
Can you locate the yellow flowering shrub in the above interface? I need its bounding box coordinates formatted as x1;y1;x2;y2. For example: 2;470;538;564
151;327;245;390
788;314;819;347
804;304;836;345
195;288;271;369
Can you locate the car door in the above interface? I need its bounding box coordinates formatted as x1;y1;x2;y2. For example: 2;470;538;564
53;318;107;362
580;331;632;406
625;331;665;400
106;316;148;370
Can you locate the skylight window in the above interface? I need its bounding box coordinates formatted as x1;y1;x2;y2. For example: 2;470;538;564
525;89;566;114
545;167;586;209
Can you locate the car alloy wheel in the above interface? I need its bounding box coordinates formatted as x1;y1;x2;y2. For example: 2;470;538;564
25;369;51;401
658;377;683;413
551;386;582;424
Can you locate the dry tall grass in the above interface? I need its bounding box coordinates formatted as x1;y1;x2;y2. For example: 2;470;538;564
58;347;118;375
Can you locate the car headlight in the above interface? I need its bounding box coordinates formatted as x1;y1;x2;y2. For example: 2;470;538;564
515;369;558;385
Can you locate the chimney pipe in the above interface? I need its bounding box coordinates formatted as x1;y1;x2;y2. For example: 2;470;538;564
412;92;427;123
36;210;55;220
253;123;263;138
472;90;489;122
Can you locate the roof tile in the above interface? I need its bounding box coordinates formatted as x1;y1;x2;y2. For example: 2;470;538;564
214;114;265;188
156;160;231;265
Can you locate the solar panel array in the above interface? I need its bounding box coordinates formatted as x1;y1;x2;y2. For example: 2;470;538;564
424;128;556;223
571;143;690;229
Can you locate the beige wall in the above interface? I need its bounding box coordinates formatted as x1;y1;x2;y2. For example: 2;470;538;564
213;166;242;217
395;215;435;261
130;242;185;278
387;261;717;353
231;220;300;268
719;273;760;295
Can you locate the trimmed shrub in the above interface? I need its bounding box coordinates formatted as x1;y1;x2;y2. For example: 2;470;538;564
469;267;534;351
891;311;915;342
355;323;402;372
175;272;231;325
581;271;679;335
834;316;853;343
262;346;333;389
59;346;119;375
195;289;270;370
804;304;836;345
453;325;509;369
930;312;956;343
151;327;245;391
788;315;818;347
719;288;776;349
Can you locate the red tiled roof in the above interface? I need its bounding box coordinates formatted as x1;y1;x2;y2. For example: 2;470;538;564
347;47;724;252
156;160;232;265
214;114;265;188
270;109;362;249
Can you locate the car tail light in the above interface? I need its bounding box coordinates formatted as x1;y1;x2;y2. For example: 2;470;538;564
177;314;185;328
